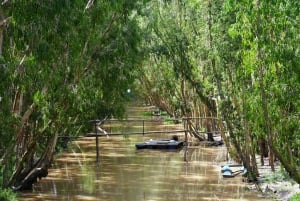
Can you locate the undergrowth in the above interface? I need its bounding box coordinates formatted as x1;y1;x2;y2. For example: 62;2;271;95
289;193;300;201
0;188;17;201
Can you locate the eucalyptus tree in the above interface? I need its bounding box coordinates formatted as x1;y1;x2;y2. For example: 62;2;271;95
221;0;300;183
136;57;182;117
138;0;300;184
200;0;262;180
136;0;220;141
0;0;146;190
137;0;251;181
135;1;185;118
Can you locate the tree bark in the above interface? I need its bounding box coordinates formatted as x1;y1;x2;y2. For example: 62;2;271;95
0;14;10;56
258;58;275;171
12;131;59;191
206;0;233;159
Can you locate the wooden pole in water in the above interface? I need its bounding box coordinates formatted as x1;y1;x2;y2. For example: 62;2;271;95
184;119;188;162
142;120;144;135
95;122;99;163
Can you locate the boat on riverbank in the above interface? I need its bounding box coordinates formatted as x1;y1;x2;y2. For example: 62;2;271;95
221;165;246;178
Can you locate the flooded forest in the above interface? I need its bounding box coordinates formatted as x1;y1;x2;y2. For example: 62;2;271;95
18;103;268;201
0;1;299;201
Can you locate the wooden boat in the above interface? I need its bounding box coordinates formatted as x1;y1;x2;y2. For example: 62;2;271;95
135;139;185;149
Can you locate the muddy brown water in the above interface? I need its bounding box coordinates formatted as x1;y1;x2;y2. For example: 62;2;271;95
18;104;269;201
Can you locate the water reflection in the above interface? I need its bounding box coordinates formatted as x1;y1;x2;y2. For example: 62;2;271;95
18;134;268;201
18;105;268;201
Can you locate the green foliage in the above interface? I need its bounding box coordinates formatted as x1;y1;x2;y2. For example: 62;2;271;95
263;167;291;183
0;0;148;189
137;0;300;184
0;188;17;201
135;0;218;118
1;0;299;191
289;193;300;201
142;111;153;117
219;0;300;183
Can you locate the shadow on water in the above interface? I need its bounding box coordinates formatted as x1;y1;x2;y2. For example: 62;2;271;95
18;104;269;201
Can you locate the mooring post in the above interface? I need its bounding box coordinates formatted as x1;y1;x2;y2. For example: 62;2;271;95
143;120;145;135
95;121;100;163
183;118;188;162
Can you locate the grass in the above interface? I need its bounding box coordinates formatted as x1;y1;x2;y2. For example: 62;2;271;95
289;193;300;201
261;167;300;201
142;111;153;116
263;166;291;183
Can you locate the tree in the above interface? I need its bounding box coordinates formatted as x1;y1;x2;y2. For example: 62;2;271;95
136;0;220;141
0;0;146;190
220;0;300;183
137;0;300;184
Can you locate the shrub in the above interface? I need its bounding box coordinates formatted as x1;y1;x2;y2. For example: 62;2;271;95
0;188;17;201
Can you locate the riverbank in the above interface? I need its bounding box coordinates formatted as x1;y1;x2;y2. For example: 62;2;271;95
217;150;300;201
246;158;300;201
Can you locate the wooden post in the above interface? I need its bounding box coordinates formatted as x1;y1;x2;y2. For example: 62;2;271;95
95;122;99;163
184;118;188;162
142;120;144;135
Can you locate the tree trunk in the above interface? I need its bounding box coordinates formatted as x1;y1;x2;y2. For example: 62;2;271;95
259;137;268;166
206;0;236;162
258;59;275;171
271;146;300;184
255;0;275;172
185;118;205;141
0;13;10;56
12;131;59;191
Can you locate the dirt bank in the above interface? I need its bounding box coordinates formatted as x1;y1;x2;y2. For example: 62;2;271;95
248;158;300;201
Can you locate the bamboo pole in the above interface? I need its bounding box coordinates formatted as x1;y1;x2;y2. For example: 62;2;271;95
95;122;99;163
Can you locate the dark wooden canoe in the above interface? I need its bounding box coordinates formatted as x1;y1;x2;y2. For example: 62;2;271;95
135;139;185;149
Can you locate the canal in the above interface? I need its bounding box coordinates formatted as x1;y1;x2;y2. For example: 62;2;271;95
18;103;268;201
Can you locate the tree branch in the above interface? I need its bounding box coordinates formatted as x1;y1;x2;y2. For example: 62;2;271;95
84;0;95;11
0;17;10;27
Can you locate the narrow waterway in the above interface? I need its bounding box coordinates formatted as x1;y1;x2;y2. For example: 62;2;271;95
18;103;269;201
